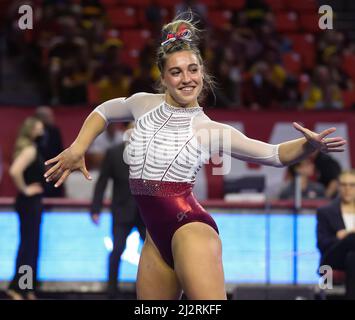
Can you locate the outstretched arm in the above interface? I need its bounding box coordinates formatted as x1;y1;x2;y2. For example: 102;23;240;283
198;120;346;167
44;93;149;187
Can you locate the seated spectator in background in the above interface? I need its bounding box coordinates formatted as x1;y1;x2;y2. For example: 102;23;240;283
317;170;355;300
138;41;160;81
303;65;343;110
80;0;105;22
86;123;123;170
324;50;353;91
317;30;346;67
264;49;287;90
48;16;90;105
242;61;282;109
313;150;342;199
79;0;106;59
129;63;155;95
208;46;243;108
244;0;270;28
175;0;207;29
144;0;164;37
97;65;131;103
35;106;64;197
92;34;126;82
279;158;325;200
280;77;301;109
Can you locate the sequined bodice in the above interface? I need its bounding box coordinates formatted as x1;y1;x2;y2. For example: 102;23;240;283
126;102;206;183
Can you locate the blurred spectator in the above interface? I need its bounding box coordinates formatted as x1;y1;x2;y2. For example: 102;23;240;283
313;151;342;199
318;31;346;66
242;61;282;109
7;117;45;300
317;170;355;300
175;0;207;29
80;0;104;21
303;65;343;110
244;0;270;28
211;59;242;108
97;65;131;103
145;0;164;37
264;49;287;90
86;123;123;170
280;77;301;109
79;0;106;58
48;16;90;105
92;32;126;82
130;64;156;95
138;41;161;81
324;51;353;90
279;158;325;200
34;106;65;197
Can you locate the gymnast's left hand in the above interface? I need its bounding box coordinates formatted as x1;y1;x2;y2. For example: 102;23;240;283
293;122;346;153
43;146;92;188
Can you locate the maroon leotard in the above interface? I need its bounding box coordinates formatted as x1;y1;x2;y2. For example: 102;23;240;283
130;179;218;268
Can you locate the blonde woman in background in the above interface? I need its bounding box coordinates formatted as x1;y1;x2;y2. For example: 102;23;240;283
7;117;45;300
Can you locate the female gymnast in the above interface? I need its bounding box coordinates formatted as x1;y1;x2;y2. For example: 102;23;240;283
44;16;346;300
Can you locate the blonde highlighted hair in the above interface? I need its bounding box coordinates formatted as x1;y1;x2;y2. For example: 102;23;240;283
13;117;42;160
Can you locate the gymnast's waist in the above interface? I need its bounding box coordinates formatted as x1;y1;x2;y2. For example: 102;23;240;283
129;178;194;197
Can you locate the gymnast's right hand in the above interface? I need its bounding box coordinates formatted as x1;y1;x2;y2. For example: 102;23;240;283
44;146;92;188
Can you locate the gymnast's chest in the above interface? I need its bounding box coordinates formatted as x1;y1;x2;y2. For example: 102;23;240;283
130;115;194;152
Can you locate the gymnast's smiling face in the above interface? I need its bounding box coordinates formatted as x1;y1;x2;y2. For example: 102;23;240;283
161;50;203;108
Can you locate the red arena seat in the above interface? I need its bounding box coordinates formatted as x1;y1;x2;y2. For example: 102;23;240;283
138;7;171;27
264;0;286;12
342;53;355;81
87;82;99;105
342;90;355;109
208;10;233;29
286;0;318;12
121;49;140;69
121;29;151;51
107;7;138;28
298;73;311;94
299;13;322;33
155;0;176;8
274;12;299;33
282;52;302;76
199;0;218;7
122;0;151;7
287;33;315;53
101;0;118;9
287;33;316;69
221;0;246;10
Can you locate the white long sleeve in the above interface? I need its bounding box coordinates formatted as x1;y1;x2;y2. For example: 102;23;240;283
192;115;284;168
93;92;165;123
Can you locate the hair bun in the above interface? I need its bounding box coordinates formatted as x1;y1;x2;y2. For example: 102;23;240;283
160;18;199;52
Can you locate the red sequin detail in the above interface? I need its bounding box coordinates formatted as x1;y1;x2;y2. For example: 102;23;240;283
129;178;193;196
